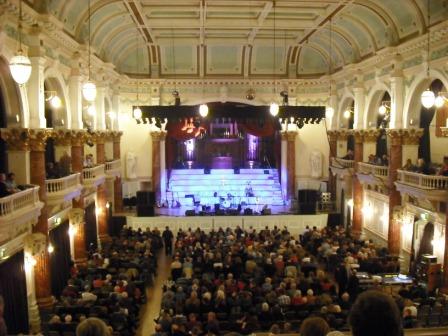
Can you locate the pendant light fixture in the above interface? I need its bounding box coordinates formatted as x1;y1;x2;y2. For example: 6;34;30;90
270;0;279;117
421;0;435;109
133;27;142;119
325;18;335;120
82;0;97;102
9;0;32;85
199;0;208;118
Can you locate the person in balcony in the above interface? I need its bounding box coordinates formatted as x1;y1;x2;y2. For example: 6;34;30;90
84;154;94;168
46;162;60;179
59;151;72;177
368;154;376;164
416;158;431;175
342;150;354;160
5;173;20;193
0;174;11;198
381;154;389;166
438;156;448;176
402;159;417;172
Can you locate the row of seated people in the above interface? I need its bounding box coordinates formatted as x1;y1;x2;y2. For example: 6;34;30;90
43;227;163;336
155;225;441;336
0;172;26;198
158;226;353;335
402;156;448;176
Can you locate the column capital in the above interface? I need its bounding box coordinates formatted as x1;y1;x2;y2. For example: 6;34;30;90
352;130;364;144
53;129;72;146
386;129;404;146
112;131;123;142
28;129;52;152
402;128;424;145
0;127;30;151
92;131;107;145
71;130;87;147
362;129;381;143
285;131;297;142
337;129;351;141
150;131;167;142
327;130;338;142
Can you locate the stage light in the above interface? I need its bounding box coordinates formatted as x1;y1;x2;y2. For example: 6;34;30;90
133;107;142;119
47;243;54;254
199;104;209;117
68;225;78;237
106;202;110;209
270;102;279;117
421;89;435;108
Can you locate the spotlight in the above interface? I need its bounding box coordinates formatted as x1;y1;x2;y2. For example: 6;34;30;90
435;94;446;108
246;88;255;100
47;243;54;254
280;90;288;106
270;102;279;117
133;107;142;119
421;89;435;108
199;104;209;117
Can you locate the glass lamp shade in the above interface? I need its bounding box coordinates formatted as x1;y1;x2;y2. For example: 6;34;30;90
9;53;32;85
133;107;142;119
50;96;62;109
325;106;334;119
199;104;209;117
378;104;387;115
270;102;279;117
82;81;97;102
343;110;351;119
435;95;445;108
87;105;96;116
421;89;435;108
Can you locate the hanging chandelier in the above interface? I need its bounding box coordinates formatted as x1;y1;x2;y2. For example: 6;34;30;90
9;0;32;85
198;0;208;117
133;26;142;120
421;0;435;109
269;0;279;117
325;18;334;120
82;0;97;102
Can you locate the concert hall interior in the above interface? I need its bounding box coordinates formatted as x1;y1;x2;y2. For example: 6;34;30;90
1;0;448;335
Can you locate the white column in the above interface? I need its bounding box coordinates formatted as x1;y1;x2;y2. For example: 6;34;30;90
353;86;365;130
24;251;40;333
95;86;106;130
390;75;404;129
160;136;167;203
28;57;46;129
281;135;288;203
327;90;337;130
112;91;120;130
69;70;83;130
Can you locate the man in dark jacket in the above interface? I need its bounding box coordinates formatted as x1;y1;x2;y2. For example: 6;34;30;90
162;226;174;255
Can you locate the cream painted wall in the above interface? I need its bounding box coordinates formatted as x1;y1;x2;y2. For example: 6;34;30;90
295;122;330;179
430;117;448;164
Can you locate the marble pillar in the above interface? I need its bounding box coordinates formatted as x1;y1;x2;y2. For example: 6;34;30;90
151;132;166;198
113;132;123;212
29;129;53;308
280;133;288;202
327;130;338;199
402;129;424;164
336;130;349;158
286;131;297;199
352;131;364;237
386;129;403;255
95;132;108;242
443;206;448;290
71;131;87;265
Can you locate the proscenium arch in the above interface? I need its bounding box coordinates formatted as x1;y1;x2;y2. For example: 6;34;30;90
403;69;448;127
44;69;70;128
0;56;24;127
364;83;390;129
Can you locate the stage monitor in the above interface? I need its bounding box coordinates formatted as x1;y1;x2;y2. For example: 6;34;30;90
204;168;211;174
261;208;272;215
137;205;155;217
244;208;253;215
137;191;156;206
234;167;240;174
185;210;196;216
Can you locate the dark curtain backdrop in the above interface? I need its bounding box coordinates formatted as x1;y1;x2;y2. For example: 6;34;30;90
419;106;436;163
0;251;29;334
49;220;71;298
45;138;55;164
85;202;98;250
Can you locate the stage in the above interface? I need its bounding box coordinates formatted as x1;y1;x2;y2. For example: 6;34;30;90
126;212;328;236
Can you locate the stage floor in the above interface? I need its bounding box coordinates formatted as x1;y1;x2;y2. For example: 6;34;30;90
154;205;293;216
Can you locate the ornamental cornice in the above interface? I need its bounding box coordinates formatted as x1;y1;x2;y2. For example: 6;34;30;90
53;129;72;146
401;128;424;145
70;130;87;147
337;129;351;141
92;131;107;145
386;129;404;146
28;129;52;152
150;131;167;142
362;129;381;143
327;130;338;142
0;127;29;151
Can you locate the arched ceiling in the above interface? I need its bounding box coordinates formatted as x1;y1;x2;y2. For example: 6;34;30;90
33;0;448;78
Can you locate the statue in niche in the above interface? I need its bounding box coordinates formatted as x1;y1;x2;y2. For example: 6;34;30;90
126;152;137;179
310;150;322;179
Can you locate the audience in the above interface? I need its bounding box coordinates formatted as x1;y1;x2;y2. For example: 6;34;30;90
76;317;110;336
0;174;9;198
4;172;20;193
438;156;448;176
299;316;330;336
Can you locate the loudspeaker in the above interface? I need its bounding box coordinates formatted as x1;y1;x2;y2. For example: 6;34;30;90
261;208;272;215
185;210;196;216
327;213;342;228
234;167;240;174
204;168;211;174
244;208;253;215
137;205;155;217
137;191;156;206
214;204;220;212
298;203;316;214
298;189;318;203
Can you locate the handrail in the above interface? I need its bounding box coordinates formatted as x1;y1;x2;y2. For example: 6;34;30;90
105;159;121;172
331;158;355;168
46;173;81;194
83;164;106;181
0;186;40;217
358;162;389;177
397;169;448;190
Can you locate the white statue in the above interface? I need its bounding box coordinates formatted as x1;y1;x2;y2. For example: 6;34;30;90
126;152;137;179
310;150;322;178
161;118;168;132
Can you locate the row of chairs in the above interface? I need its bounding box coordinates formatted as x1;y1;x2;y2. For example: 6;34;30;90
417;304;448;327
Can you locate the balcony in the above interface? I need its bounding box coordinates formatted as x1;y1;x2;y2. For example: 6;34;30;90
105;159;121;178
356;162;389;186
329;158;355;178
46;173;83;211
82;164;106;188
0;187;44;246
395;170;448;202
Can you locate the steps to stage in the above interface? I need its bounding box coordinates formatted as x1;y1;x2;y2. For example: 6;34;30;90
167;168;284;207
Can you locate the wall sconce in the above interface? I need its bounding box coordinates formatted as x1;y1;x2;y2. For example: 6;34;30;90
343;108;353;119
68;225;78;237
24;253;37;272
347;199;354;208
95;207;102;216
47;243;54;254
435;92;448;108
45;91;62;109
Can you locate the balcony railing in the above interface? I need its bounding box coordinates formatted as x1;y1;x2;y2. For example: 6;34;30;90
358;162;389;177
331;158;355;169
83;164;105;181
0;186;40;217
105;159;121;173
397;170;448;190
46;173;81;194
